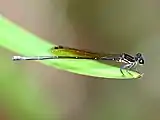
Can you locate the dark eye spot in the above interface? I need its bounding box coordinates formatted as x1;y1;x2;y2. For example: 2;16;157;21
139;59;144;64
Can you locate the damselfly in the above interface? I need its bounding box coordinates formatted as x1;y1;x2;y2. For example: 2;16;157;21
12;45;144;76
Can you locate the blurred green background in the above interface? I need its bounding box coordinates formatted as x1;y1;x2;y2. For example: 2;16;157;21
0;0;160;120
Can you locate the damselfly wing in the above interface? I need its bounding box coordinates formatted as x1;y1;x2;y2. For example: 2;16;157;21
50;46;121;60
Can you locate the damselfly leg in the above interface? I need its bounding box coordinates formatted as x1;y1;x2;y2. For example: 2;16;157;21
120;63;136;76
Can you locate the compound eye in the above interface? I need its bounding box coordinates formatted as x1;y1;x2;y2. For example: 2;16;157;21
136;53;142;58
139;58;144;65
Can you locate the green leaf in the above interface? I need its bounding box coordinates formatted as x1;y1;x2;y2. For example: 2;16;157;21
0;15;142;79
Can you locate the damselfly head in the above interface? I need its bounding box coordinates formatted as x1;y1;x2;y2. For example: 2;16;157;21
136;53;144;65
